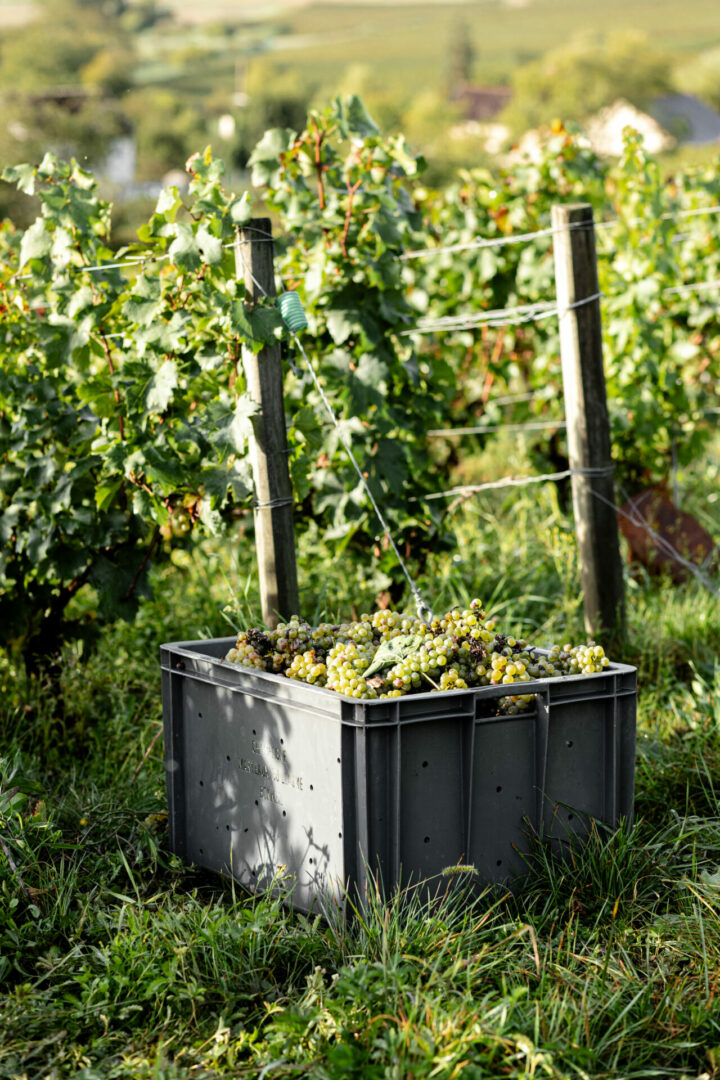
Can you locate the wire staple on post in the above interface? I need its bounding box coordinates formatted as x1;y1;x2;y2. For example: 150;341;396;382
575;465;616;478
253;496;295;510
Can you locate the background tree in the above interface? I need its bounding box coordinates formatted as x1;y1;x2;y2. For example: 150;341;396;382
446;19;476;97
230;60;317;169
0;0;134;222
674;46;720;111
123;90;209;182
501;31;674;135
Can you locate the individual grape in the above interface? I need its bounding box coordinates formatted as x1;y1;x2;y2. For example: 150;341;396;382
170;507;192;538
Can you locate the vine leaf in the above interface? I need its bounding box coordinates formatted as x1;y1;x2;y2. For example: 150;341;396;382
209;395;259;455
200;461;252;500
248;128;296;187
247;306;284;345
197;226;223;265
145;359;178;414
95;478;124;512
229;192;252;224
2;162;35;194
336;94;379;139
19;219;52;268
169;223;201;269
326;309;355;345
363;634;425;678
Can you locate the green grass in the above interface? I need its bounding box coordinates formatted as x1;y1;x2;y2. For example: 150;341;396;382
264;0;720;96
133;0;720;108
251;0;720;97
2;487;720;1078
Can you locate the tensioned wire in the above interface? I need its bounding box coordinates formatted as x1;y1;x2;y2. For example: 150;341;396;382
400;203;720;261
428;420;566;437
12;198;719;596
409;265;718;595
98;274;720;344
401;277;720;336
11;203;720;280
235;236;435;622
664;278;720;296
14;230;273;281
592;485;719;597
417;468;718;597
239;237;720;610
21;257;720;341
13;208;717;602
14;201;715;420
402;293;602;336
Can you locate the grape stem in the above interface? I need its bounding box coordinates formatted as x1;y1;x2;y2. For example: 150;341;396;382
131;723;164;783
420;670;441;692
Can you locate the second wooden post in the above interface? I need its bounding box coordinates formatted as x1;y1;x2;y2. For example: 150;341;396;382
236;219;300;627
551;203;626;648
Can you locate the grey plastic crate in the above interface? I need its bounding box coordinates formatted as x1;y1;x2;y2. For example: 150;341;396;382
161;637;637;912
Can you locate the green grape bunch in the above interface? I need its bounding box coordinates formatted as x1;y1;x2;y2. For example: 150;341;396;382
224;600;611;712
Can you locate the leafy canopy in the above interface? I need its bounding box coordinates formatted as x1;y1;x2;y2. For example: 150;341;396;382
1;100;719;666
0;100;454;663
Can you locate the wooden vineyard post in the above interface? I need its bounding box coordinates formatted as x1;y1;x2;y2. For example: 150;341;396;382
235;219;300;627
551;203;626;648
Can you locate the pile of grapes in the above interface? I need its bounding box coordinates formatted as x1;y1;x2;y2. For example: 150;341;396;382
224;600;611;713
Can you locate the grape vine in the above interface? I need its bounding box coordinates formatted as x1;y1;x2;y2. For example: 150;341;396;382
1;102;719;669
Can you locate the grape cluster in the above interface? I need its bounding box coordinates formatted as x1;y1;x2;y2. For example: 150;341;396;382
224;600;611;711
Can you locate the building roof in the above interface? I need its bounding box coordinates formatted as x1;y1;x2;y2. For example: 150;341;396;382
453;85;512;123
650;93;720;145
